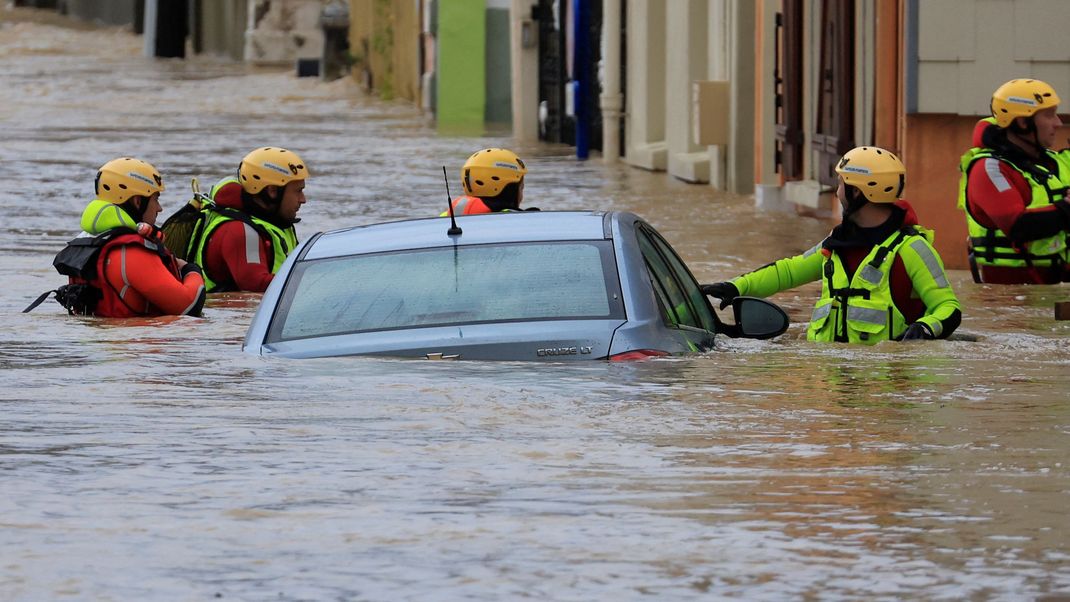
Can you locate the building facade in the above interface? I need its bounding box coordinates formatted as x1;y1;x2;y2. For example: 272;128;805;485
753;0;1070;268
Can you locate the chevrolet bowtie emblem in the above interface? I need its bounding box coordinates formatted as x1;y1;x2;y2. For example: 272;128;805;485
425;352;460;360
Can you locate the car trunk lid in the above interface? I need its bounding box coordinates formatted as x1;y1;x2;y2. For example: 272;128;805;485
262;319;626;361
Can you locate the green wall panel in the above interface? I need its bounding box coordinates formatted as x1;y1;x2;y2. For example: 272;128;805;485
437;0;486;131
484;8;512;125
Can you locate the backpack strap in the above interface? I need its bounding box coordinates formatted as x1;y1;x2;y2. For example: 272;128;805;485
22;289;57;313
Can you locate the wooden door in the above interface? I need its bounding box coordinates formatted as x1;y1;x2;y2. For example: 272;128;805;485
774;0;804;180
812;0;855;187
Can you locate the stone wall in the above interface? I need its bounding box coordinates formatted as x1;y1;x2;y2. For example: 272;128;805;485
245;0;326;65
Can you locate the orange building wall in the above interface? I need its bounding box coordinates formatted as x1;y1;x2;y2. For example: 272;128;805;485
900;114;976;270
874;0;900;153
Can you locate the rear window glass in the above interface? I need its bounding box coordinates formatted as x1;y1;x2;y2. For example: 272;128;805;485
267;241;624;342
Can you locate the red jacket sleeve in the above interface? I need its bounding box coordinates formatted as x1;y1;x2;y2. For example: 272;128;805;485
203;220;275;292
104;245;205;315
966;157;1060;237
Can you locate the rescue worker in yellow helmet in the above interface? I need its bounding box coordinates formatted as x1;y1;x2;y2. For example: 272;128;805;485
957;78;1070;284
189;147;309;292
27;158;206;317
440;148;535;216
703;146;961;344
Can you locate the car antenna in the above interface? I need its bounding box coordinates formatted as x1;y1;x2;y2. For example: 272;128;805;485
443;166;462;236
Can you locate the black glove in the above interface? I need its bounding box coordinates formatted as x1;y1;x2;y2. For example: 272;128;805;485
901;322;934;341
180;262;204;278
701;281;739;310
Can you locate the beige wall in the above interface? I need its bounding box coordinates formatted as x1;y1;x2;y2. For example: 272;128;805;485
510;0;539;141
624;0;758;193
705;0;756;194
665;0;710;183
624;0;667;170
914;0;1070;115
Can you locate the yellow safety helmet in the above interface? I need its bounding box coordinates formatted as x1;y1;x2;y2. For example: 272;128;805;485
238;147;309;194
95;157;164;204
834;146;905;203
461;148;527;197
990;79;1061;129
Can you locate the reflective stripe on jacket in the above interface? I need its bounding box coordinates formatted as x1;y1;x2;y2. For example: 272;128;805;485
958;145;1070;270
440;195;493;217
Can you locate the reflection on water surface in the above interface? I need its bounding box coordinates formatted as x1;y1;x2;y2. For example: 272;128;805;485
2;8;1069;600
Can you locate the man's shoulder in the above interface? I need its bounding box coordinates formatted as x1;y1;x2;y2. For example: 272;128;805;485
105;238;170;270
896;230;942;260
966;155;1029;191
210;178;245;209
964;150;1008;172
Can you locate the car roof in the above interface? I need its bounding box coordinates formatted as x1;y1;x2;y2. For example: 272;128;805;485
302;210;625;260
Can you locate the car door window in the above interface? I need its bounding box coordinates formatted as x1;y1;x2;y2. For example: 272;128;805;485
645;227;718;332
636;228;703;329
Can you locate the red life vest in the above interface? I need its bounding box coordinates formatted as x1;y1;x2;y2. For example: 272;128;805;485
449;195;493;215
72;232;184;317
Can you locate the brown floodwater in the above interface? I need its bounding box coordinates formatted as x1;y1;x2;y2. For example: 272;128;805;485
2;8;1069;600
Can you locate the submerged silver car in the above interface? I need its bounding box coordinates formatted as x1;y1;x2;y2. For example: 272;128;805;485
243;211;788;361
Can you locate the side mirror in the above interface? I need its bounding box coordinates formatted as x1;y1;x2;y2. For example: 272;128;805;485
718;296;789;339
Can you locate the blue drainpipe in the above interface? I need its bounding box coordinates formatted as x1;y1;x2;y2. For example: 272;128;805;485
573;0;590;160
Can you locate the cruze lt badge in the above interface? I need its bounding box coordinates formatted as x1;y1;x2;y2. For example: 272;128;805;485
536;346;592;357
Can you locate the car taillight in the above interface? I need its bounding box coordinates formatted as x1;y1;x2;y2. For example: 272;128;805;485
608;349;670;361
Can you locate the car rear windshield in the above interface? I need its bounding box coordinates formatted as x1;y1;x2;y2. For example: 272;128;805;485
266;241;624;342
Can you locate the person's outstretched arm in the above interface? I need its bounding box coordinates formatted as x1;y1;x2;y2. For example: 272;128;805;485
730;243;826;298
